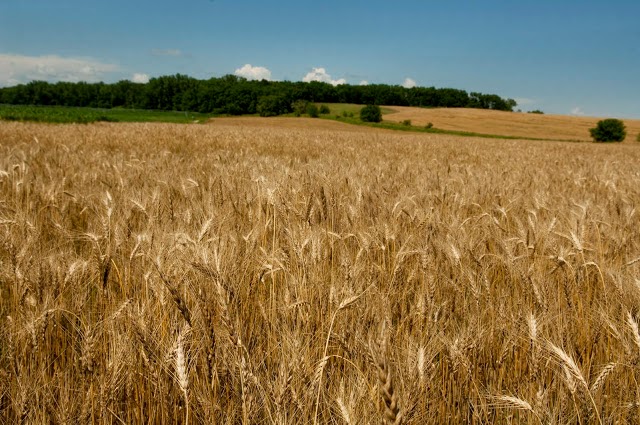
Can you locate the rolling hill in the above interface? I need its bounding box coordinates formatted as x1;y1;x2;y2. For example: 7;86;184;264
383;106;640;141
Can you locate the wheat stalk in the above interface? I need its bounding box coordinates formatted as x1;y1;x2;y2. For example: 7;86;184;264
313;290;368;425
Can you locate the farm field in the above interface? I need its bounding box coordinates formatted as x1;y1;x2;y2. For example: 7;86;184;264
382;106;640;142
4;103;640;143
1;120;640;424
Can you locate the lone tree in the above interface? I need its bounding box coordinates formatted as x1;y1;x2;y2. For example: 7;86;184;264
360;104;382;123
590;118;626;142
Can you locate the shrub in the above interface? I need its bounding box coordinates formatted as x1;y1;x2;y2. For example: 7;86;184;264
590;118;626;142
319;104;331;114
96;115;118;122
528;110;544;114
257;95;290;117
425;122;433;129
636;133;640;142
402;119;412;126
360;104;382;123
292;101;322;118
292;100;309;117
306;103;319;118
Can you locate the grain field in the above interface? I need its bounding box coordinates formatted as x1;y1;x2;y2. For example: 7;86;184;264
1;120;640;424
383;106;640;141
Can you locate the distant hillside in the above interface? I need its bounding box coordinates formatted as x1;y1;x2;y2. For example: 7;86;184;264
383;107;640;141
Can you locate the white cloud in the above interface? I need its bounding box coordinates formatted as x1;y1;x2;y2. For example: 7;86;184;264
151;48;183;57
513;97;535;106
571;106;585;116
402;77;417;89
359;80;369;86
0;53;119;86
234;64;272;81
302;67;346;86
131;73;150;84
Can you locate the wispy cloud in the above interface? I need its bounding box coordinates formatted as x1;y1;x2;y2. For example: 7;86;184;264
302;67;346;86
513;97;535;106
571;106;585;116
234;64;272;81
131;73;150;83
151;48;183;57
402;78;417;89
0;53;119;86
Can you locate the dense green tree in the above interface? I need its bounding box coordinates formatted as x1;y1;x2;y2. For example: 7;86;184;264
590;119;626;142
306;103;319;118
292;100;309;116
0;73;517;114
360;104;382;123
257;95;291;117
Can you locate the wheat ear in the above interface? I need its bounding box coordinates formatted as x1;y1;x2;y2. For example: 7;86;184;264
547;342;603;425
174;327;190;425
155;266;192;327
336;396;353;425
591;363;616;393
370;341;402;425
491;395;542;424
626;311;640;352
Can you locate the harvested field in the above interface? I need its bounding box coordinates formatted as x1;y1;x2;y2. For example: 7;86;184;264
1;121;640;424
384;106;640;141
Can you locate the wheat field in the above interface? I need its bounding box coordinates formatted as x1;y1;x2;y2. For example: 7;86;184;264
383;106;640;142
1;120;640;424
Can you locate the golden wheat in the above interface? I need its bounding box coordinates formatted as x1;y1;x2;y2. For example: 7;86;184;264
0;120;639;423
383;106;640;141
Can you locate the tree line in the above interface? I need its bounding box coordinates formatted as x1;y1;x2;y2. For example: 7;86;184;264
0;74;517;114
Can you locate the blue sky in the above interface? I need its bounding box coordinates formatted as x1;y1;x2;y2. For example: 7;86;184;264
1;0;638;117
